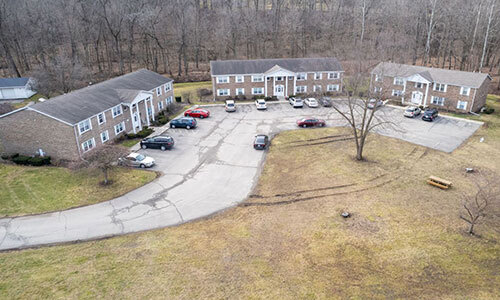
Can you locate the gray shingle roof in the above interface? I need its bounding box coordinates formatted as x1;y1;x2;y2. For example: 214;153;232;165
30;69;173;125
210;57;343;75
371;62;490;88
0;77;30;88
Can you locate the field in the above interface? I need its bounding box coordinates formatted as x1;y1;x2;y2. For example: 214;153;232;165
173;81;212;103
0;97;499;298
0;165;157;217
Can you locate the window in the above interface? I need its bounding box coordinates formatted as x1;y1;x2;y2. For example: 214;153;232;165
415;82;423;89
460;87;470;96
313;85;322;92
97;113;106;125
252;87;264;95
288;76;294;80
433;83;447;92
78;119;91;134
235;75;244;83
101;131;109;143
156;87;162;96
375;74;382;82
276;76;283;81
457;101;468;110
251;75;264;82
236;88;245;95
431;96;445;106
147;106;153;117
392;89;403;96
114;122;125;135
374;87;382;93
112;105;122;118
328;72;339;79
217;89;230;96
216;76;229;84
327;84;339;92
394;77;404;85
297;73;307;81
296;86;307;93
166;96;173;105
164;83;172;92
81;138;95;152
158;101;164;111
314;73;322;80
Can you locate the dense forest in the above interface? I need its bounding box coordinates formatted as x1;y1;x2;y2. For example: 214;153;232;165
0;0;499;95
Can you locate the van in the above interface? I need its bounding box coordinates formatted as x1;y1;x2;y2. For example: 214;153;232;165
225;100;236;112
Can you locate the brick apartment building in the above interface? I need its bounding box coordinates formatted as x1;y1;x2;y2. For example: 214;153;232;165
370;62;491;113
210;57;344;100
0;69;174;161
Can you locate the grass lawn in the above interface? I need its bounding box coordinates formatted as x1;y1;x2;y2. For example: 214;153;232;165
12;94;46;109
0;96;499;298
0;165;157;217
119;138;141;148
173;81;211;102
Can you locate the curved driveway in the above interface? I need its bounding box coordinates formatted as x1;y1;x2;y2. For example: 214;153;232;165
0;102;482;250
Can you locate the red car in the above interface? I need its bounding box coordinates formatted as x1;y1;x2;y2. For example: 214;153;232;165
296;117;326;128
184;108;210;119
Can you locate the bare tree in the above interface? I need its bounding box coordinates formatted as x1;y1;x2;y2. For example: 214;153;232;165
479;0;497;70
460;174;500;235
79;144;130;185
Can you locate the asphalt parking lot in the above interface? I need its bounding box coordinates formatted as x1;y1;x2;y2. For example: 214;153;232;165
0;101;482;250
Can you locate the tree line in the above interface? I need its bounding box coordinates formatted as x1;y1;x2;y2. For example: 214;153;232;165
0;0;499;95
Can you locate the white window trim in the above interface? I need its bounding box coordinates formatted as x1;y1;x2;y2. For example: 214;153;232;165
81;138;95;153
392;89;403;96
112;105;122;118
114;122;125;135
217;89;230;96
216;76;229;84
78;119;92;135
156;87;162;96
375;74;382;82
431;96;445;106
297;73;307;81
394;77;404;85
415;82;423;88
296;86;307;93
164;83;172;92
457;101;468;110
235;75;244;83
158;101;164;110
327;84;339;92
251;75;264;82
313;85;322;92
314;73;322;80
97;113;106;125
100;131;109;143
252;87;264;95
460;86;470;96
433;83;447;92
236;88;245;95
328;72;339;79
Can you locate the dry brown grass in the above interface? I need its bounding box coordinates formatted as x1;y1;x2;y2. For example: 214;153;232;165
1;101;499;298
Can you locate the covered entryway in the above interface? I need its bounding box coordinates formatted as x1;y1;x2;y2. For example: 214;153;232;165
274;85;284;97
411;91;423;105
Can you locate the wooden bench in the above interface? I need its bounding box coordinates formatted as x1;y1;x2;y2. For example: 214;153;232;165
427;176;452;189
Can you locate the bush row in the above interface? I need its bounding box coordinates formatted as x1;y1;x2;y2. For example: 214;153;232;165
1;153;51;166
125;126;154;139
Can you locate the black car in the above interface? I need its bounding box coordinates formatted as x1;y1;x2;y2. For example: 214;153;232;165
319;97;332;107
422;108;438;122
140;135;174;151
170;117;197;129
253;134;269;150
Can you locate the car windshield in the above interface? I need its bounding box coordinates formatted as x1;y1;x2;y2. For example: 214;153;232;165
405;108;415;112
135;154;145;161
258;100;265;104
256;136;266;143
227;103;234;107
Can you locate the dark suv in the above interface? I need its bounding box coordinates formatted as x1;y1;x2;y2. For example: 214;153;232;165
170;117;197;129
422;108;438;122
140;135;175;151
319;97;332;107
253;134;269;150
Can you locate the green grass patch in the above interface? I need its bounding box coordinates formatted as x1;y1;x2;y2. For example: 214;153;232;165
119;139;141;148
12;94;46;109
173;81;211;101
0;164;157;217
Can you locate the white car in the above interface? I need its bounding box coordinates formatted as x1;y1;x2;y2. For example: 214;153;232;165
119;153;155;168
289;97;304;108
305;98;319;108
225;100;236;112
255;99;267;110
404;106;422;118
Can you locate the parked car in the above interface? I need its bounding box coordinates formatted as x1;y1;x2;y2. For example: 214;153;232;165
304;97;319;108
296;117;326;128
225;100;236;112
367;98;383;109
289;97;304;108
255;99;267;110
140;135;174;151
253;134;269;150
119;153;155;168
170;117;197;129
319;97;332;107
184;108;210;119
422;108;438;122
404;106;422;118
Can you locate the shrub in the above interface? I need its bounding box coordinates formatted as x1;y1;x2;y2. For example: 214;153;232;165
28;156;51;166
12;155;30;165
126;133;137;139
198;88;212;97
484;106;495;114
135;126;154;138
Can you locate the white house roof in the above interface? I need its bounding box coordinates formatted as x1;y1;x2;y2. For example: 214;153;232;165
372;62;490;88
29;69;172;125
0;77;30;88
210;57;343;76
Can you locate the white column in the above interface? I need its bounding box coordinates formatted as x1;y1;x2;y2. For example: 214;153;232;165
424;83;430;106
150;98;155;121
273;76;276;97
293;76;297;95
144;99;150;126
285;76;288;97
264;77;267;97
130;104;137;134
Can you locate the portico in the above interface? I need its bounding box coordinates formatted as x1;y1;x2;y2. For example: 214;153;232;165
120;90;155;134
263;65;296;98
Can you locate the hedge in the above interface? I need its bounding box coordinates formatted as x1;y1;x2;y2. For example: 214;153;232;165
7;154;51;166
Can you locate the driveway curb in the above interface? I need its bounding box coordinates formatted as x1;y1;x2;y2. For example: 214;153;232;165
386;104;484;125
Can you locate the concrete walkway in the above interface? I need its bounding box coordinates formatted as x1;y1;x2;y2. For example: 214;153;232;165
0;103;482;251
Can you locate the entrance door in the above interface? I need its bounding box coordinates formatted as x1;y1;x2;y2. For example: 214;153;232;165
274;85;284;97
411;91;423;105
132;106;141;130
